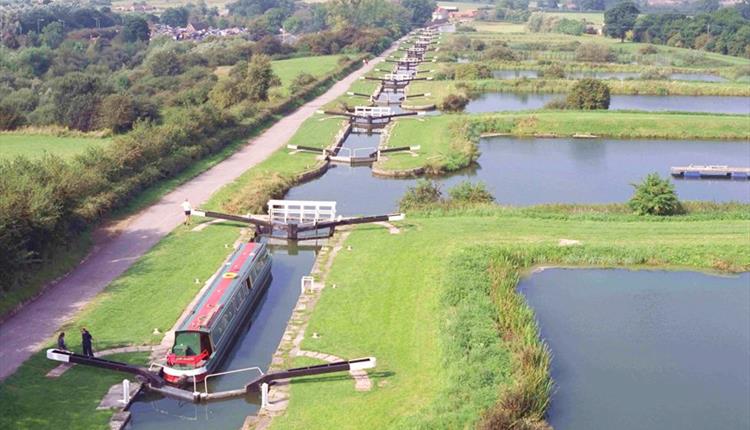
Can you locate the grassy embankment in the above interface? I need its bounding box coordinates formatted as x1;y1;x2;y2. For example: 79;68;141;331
0;134;111;160
0;54;358;320
379;111;750;173
269;204;750;429
0;113;345;429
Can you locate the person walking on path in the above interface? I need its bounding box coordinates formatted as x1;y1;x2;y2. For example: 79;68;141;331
182;198;192;226
57;332;67;351
81;328;94;357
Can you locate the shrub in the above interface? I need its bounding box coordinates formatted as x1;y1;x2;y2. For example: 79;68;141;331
566;78;610;110
543;97;569;109
628;173;683;216
638;44;658;55
639;69;668;80
456;24;477;32
0;103;26;130
448;181;494;204
575;42;614;62
399;179;443;211
540;63;565;79
440;94;470;112
482;45;517;61
455;63;493;80
289;72;316;94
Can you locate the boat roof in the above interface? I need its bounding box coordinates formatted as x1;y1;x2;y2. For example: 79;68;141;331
178;242;262;332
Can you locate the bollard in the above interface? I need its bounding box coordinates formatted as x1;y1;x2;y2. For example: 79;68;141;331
122;379;130;404
261;383;269;409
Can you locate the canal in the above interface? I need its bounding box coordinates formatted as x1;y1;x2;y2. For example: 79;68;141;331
518;269;750;430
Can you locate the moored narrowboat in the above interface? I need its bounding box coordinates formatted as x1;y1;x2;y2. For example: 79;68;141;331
161;241;272;384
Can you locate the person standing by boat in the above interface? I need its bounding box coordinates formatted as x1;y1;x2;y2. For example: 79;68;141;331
81;328;94;357
182;198;192;226
57;332;68;351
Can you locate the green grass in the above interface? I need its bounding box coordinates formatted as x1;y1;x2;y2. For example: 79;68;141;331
0;134;110;160
469;22;527;33
0;352;150;430
272;55;345;96
543;11;604;25
270;205;750;429
437;1;490;11
110;0;231;12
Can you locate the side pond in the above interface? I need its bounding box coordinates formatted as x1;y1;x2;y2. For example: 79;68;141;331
286;137;750;211
518;269;750;430
465;93;750;115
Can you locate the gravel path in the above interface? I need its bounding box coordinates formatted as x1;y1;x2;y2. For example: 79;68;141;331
0;46;396;381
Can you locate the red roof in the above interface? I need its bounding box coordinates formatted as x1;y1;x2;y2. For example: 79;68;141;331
187;243;256;331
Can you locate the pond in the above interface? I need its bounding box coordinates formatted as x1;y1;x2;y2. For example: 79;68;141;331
518;269;750;430
128;245;318;429
286;137;750;211
567;71;727;82
465;92;750;115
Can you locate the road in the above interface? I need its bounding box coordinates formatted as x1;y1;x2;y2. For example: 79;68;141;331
0;46;397;381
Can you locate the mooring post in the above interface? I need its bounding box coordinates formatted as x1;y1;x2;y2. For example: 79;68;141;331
121;379;130;404
261;383;269;408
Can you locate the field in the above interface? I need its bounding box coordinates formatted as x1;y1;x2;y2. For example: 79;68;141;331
469;21;527;33
110;0;232;13
544;11;604;25
0;134;110;160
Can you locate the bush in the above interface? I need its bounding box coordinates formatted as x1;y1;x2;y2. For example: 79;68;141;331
289;72;317;94
575;42;614;62
448;181;494;204
566;78;610;110
0;103;26;130
628;173;683;216
399;179;443;211
456;24;477;32
455;63;493;80
482;45;517;61
639;69;668;80
440;94;470;112
638;44;658;55
543;97;569;110
540;63;565;79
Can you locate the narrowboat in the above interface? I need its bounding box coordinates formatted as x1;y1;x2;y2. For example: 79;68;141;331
161;241;272;384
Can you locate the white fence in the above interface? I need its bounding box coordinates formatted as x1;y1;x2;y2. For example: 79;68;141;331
268;200;336;224
354;106;393;117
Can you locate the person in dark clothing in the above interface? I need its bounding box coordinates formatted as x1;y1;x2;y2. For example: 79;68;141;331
57;332;67;351
81;328;94;357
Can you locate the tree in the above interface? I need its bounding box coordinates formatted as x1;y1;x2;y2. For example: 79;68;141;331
697;0;720;13
576;0;605;10
401;0;437;26
0;103;26;130
41;21;65;49
566;78;610;109
98;94;159;133
546;0;559;9
604;1;640;42
121;15;150;43
628;173;682;216
244;54;280;101
48;72;105;131
16;47;54;77
161;7;190;27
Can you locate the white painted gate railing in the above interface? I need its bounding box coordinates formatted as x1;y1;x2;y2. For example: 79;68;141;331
268;200;336;224
354;106;393;117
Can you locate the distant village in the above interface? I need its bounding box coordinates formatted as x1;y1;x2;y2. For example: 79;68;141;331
150;22;249;41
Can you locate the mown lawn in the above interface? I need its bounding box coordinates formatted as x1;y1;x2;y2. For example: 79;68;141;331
270;206;750;429
272;55;345;96
469;21;527;33
0;134;110;160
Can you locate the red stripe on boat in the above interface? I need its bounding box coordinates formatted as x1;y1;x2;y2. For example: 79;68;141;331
187;243;256;331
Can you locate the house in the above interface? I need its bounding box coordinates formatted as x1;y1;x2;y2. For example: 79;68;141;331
432;7;450;21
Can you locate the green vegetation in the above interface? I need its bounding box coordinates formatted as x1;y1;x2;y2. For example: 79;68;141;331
0;134;110;160
0;352;150;430
566;78;610;109
272;55;344;95
628;172;683;216
270;204;749;429
382;111;750;173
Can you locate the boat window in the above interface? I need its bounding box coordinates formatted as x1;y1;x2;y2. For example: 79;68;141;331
173;331;201;356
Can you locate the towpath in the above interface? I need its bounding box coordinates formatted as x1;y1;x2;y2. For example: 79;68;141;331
0;45;397;381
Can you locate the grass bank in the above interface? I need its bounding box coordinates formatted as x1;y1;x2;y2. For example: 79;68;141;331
380;111;750;173
270;204;750;429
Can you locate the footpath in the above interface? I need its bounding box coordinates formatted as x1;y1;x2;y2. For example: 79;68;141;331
0;45;397;381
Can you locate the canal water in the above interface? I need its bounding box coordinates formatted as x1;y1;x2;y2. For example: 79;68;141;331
288;137;750;209
465;92;750;114
518;269;750;430
494;70;728;82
